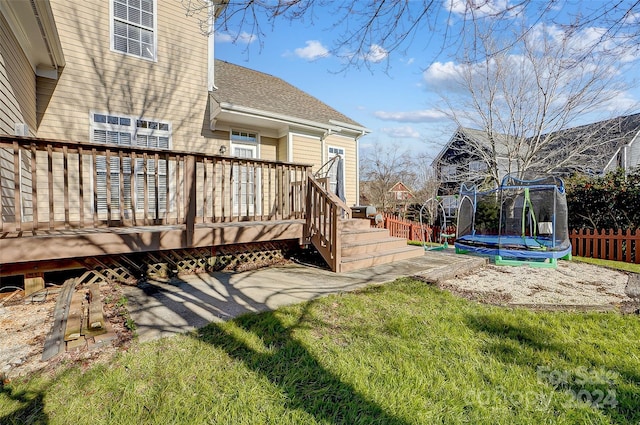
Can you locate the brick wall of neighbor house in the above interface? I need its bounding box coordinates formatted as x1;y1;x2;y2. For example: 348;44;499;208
39;1;209;153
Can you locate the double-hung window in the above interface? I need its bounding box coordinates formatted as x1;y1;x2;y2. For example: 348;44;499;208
112;0;156;60
91;112;170;217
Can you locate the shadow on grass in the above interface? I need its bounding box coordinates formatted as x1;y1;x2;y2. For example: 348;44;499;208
0;383;48;424
195;302;409;425
465;311;640;423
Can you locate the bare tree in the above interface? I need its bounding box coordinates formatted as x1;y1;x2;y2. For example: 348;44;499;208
434;19;635;187
359;143;440;216
178;1;640;70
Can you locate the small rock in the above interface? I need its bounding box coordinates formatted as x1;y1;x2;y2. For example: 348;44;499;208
625;274;640;299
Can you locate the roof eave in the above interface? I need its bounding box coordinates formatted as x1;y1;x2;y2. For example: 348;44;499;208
216;101;370;137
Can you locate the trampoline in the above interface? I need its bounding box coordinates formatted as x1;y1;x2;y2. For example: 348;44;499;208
455;173;572;267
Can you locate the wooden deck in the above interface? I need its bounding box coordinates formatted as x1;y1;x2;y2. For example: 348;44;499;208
0;219;305;276
0;135;312;277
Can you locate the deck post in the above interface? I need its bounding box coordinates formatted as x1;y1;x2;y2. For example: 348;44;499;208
184;155;196;247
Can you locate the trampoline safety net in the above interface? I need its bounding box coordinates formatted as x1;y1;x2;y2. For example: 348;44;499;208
455;174;571;261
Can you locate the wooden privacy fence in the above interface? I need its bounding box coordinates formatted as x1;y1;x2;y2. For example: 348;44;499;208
382;213;456;245
570;228;639;264
0;135;310;234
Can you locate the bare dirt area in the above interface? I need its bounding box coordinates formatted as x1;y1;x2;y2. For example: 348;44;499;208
437;260;639;313
0;282;134;382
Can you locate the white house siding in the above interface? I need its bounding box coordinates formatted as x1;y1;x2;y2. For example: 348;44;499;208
628;134;640;171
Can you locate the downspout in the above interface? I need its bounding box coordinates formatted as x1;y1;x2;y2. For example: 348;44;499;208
207;1;217;91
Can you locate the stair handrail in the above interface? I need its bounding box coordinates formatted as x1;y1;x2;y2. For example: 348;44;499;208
306;173;351;272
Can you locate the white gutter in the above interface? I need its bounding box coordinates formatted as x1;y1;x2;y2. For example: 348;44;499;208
219;102;342;133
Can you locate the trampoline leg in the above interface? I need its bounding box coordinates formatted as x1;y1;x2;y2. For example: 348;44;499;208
561;252;572;261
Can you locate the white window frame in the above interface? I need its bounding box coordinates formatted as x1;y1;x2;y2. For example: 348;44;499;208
90;111;171;216
110;0;158;61
230;129;261;216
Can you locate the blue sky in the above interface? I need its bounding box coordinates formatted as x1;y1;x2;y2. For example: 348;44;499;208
214;1;640;162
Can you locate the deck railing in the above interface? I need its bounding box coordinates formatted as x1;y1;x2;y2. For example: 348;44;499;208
0;135;311;236
305;174;351;272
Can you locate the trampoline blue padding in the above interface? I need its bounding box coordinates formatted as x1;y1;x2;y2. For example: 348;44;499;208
455;234;572;260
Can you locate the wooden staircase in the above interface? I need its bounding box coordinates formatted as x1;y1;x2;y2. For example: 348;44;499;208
306;174;423;273
338;218;424;272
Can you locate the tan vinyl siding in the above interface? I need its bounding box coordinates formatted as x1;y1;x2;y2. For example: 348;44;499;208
0;12;37;135
38;1;210;153
260;136;278;161
277;136;288;162
1;11;37;223
291;134;321;169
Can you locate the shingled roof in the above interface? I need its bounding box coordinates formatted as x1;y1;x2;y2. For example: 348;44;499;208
210;60;363;129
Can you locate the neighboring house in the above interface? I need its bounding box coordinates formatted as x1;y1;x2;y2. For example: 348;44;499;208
433;113;640;197
2;0;421;278
389;182;413;202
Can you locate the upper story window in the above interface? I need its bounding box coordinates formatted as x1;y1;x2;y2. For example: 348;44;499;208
469;160;487;174
441;165;457;182
112;0;156;60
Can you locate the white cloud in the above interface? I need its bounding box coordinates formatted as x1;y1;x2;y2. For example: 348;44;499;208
444;0;521;18
363;44;388;63
374;109;446;123
380;126;421;139
294;40;330;60
217;31;257;44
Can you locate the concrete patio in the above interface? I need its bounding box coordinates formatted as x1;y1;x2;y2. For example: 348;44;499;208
124;250;486;342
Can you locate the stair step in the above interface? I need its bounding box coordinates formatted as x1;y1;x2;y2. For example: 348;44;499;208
339;245;424;272
342;237;408;257
341;228;390;243
339;218;372;231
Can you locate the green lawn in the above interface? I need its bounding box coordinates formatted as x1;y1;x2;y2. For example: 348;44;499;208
2;278;639;424
573;256;640;274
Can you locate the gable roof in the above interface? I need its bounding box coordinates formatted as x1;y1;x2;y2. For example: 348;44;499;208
389;182;412;193
431;127;514;167
433;113;640;173
210;60;367;134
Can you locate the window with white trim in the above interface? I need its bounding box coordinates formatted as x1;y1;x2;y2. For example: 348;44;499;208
441;165;457;182
91;112;170;215
111;0;156;60
231;130;258;144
